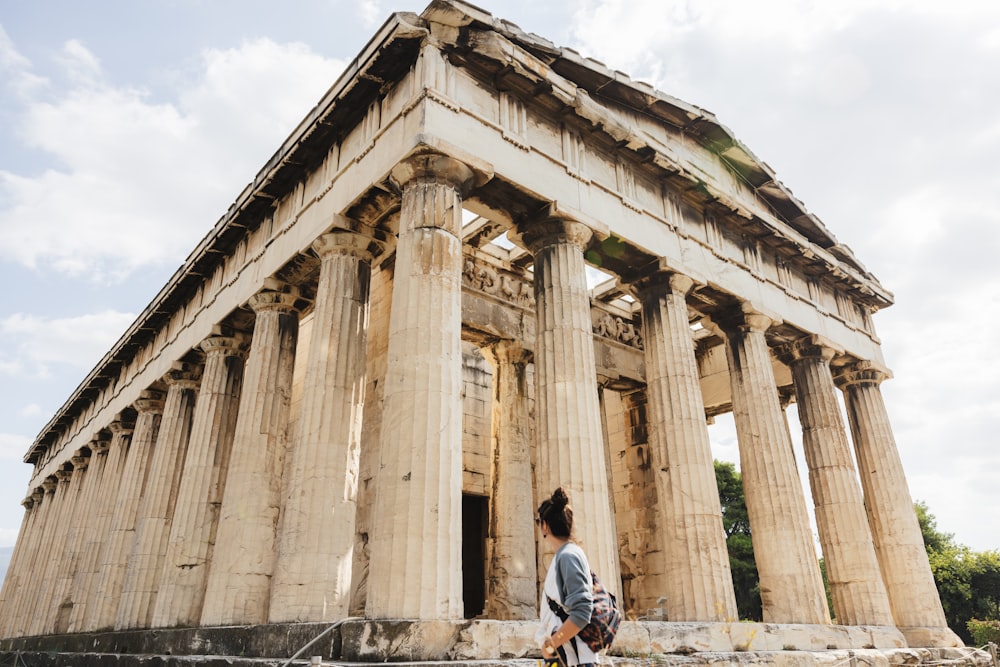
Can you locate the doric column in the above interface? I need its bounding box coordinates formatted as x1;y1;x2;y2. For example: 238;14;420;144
23;465;80;636
714;307;829;624
6;479;57;637
511;213;619;593
0;488;44;637
606;386;666;615
201;287;300;626
89;392;163;630
480;340;536;620
635;272;737;621
367;154;474;619
70;419;133;632
269;229;382;622
52;438;112;634
153;335;245;627
779;337;894;626
117;366;199;629
837;362;960;647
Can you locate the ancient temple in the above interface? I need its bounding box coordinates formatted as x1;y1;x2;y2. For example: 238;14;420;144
0;0;963;660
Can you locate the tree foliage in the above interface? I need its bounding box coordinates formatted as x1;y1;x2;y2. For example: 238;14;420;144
715;460;762;621
916;500;1000;644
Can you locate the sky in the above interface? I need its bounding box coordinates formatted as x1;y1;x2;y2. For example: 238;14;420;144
0;0;997;561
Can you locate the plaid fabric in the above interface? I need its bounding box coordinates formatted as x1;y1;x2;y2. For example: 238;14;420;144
546;570;621;653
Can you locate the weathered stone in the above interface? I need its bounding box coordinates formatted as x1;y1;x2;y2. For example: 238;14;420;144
0;1;961;660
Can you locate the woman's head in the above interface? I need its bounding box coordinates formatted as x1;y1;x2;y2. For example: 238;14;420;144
537;487;573;539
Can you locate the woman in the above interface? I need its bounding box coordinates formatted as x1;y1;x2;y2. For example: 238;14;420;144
535;487;597;666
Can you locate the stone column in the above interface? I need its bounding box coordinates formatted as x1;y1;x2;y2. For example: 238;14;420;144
512;213;619;592
607;386;666;616
201;287;300;626
269;229;382;622
153;335;245;627
779;337;894;627
367;154;474;619
5;479;57;637
0;488;44;637
28;464;83;637
480;340;536;620
70;419;133;632
837;362;960;647
52;438;112;634
89;392;163;630
714;307;829;624
635;272;737;621
117;366;199;629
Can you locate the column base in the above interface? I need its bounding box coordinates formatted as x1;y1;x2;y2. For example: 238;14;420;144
899;625;964;648
0;620;977;665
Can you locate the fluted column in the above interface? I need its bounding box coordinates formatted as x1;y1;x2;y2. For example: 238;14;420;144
26;464;84;637
153;336;245;627
511;213;619;592
90;392;163;630
6;479;58;637
270;229;382;622
480;340;536;620
837;362;960;647
0;488;44;637
636;272;737;621
714;307;829;624
367;154;474;619
70;419;133;632
51;438;112;634
117;366;199;629
779;337;894;626
201;287;300;626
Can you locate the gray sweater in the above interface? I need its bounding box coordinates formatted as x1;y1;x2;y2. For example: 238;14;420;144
553;542;594;629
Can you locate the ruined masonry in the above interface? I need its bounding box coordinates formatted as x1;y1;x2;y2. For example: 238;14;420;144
0;0;965;662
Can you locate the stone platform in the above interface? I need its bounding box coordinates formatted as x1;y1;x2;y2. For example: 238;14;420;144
0;621;991;667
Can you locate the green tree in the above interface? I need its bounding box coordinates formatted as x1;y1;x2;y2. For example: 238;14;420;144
916;501;1000;644
715;460;762;621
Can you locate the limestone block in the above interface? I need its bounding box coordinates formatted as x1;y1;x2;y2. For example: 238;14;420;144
647;621;734;653
450;619;538;659
339;619;464;662
613;620;653;655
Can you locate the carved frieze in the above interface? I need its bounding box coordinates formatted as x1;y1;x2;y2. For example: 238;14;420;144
461;254;535;309
593;310;644;350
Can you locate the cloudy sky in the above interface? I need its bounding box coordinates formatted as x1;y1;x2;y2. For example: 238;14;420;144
0;0;997;560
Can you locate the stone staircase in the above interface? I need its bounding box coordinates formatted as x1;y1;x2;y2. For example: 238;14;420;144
0;620;993;667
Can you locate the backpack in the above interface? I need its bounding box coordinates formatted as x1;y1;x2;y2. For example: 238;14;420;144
546;569;621;654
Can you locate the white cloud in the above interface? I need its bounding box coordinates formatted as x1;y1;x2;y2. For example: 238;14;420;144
0;310;137;378
0;433;29;462
358;0;384;28
0;36;346;282
18;404;42;418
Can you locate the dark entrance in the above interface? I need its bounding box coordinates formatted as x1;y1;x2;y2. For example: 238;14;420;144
462;493;489;618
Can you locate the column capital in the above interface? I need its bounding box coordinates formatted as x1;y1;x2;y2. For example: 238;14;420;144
41;477;58;493
479;338;533;369
199;335;247;359
632;270;697;300
90;434;112;454
312;228;386;264
164;361;202;389
71;452;90;471
248;286;300;315
133;389;166;414
510;214;593;255
55;468;73;483
108;419;135;436
707;304;780;338
390;153;476;195
776;334;843;366
834;359;893;388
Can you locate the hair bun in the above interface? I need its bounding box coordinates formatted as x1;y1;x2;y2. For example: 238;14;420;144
551;487;569;509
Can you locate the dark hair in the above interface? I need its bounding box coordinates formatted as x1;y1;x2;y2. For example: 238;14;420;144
537;487;573;539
